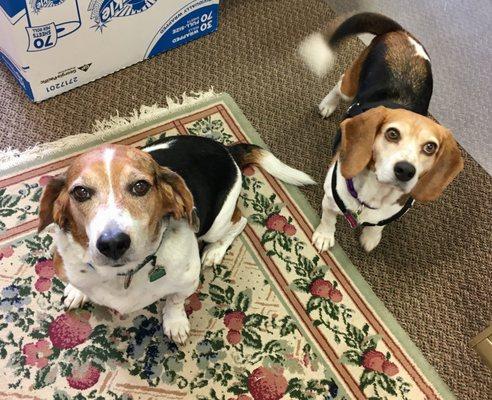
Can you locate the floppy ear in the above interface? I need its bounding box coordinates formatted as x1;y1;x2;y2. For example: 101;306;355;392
339;106;387;178
411;131;464;202
157;166;200;232
38;175;67;232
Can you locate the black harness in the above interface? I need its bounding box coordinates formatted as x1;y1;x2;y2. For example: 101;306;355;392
331;100;415;228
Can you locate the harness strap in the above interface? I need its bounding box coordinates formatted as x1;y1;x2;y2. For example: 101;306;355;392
331;161;414;228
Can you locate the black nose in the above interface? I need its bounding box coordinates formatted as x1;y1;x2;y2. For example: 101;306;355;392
394;161;416;182
96;229;131;260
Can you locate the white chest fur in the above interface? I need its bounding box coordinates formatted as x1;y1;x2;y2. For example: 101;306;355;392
324;163;405;225
56;220;200;314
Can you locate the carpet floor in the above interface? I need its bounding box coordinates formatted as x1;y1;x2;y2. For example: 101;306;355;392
0;0;490;398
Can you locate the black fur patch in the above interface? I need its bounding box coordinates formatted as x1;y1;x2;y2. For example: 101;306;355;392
145;136;239;238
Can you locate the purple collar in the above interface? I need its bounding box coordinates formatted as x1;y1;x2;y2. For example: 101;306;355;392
345;179;378;210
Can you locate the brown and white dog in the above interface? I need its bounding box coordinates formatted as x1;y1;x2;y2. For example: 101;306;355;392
38;136;314;343
298;13;463;252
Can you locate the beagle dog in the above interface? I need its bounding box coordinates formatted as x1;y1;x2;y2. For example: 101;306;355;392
38;136;314;343
298;13;463;252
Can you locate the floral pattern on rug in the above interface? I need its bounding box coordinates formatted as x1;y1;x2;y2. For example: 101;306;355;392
0;98;451;400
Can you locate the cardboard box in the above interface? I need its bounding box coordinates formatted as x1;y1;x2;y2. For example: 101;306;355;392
0;0;219;101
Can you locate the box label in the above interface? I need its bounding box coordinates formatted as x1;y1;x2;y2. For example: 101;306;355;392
88;0;159;31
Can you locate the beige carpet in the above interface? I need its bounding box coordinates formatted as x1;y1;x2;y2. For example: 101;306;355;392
0;0;490;398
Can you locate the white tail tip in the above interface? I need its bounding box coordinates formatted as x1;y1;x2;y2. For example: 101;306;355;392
298;32;335;78
258;151;316;186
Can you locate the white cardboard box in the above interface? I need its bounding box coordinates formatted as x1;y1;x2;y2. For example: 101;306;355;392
0;0;219;101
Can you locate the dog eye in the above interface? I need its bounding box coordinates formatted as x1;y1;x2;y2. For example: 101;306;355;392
131;180;151;196
71;186;92;202
385;128;400;142
423;142;438;155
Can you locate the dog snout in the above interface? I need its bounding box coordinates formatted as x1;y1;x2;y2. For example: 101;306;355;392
393;161;416;182
96;228;131;261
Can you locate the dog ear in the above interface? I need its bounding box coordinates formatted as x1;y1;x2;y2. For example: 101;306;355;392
157;166;199;232
339;106;387;178
38;175;67;232
411;130;463;202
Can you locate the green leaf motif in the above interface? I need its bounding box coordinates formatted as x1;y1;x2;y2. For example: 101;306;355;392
359;369;376;390
235;289;252;312
242;329;262;349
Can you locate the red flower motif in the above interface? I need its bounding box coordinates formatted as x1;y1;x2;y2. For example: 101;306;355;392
35;259;55;279
23;339;52;368
328;288;343;303
224;310;246;331
67;363;101;390
38;175;53;187
238;395;253;400
309;279;332;298
34;277;52;292
362;350;386;372
247;366;288;400
49;311;92;349
265;214;287;232
0;246;14;260
227;330;242;345
283;223;296;236
382;360;399;376
185;293;202;316
243;165;255;176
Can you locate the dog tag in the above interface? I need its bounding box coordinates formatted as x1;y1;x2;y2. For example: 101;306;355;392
148;265;166;282
344;212;359;229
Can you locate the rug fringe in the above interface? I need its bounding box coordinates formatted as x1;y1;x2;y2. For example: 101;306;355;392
0;89;217;174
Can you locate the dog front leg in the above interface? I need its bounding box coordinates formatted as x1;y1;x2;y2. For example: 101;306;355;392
360;225;384;252
312;194;338;252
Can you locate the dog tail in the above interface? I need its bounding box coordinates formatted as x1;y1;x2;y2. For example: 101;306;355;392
228;143;315;186
298;12;403;78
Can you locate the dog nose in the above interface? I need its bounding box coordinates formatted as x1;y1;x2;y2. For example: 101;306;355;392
394;161;416;182
96;229;131;260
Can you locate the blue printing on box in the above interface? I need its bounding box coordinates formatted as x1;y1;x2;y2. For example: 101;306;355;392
146;3;219;58
0;51;34;100
0;0;25;19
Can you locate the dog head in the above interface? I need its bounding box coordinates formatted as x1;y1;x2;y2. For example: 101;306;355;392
339;106;463;201
38;144;198;267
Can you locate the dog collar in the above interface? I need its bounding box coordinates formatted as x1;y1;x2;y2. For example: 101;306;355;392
86;230;167;289
331;161;414;228
345;178;378;210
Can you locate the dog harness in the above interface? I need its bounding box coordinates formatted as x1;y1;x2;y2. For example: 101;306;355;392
331;160;414;228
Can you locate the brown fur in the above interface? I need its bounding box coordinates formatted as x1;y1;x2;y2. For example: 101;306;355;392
382;31;429;90
53;249;67;281
231;206;242;223
340;46;370;98
339;106;387;178
411;130;463;201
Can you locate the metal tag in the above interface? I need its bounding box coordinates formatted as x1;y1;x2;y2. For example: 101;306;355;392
148;265;166;282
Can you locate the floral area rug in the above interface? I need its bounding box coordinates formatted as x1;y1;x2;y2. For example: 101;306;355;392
0;93;454;400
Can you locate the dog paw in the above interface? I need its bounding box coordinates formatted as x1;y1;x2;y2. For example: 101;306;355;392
62;284;88;310
201;243;228;267
360;227;382;252
318;100;337;118
162;312;190;344
312;228;335;252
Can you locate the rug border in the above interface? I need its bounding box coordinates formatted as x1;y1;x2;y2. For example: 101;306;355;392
218;93;456;400
1;91;455;399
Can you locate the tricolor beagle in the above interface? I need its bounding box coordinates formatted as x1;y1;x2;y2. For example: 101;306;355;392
298;13;463;252
38;136;314;343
